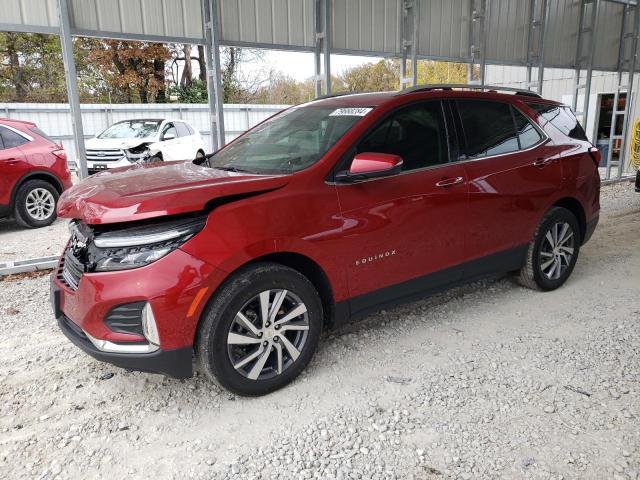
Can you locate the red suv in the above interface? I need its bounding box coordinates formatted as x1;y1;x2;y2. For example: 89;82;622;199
0;118;72;228
51;86;600;395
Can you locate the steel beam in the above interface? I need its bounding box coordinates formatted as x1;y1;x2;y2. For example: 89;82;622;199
617;3;639;178
537;0;550;95
468;0;487;85
323;0;332;94
202;0;225;150
57;0;88;179
400;0;419;88
314;0;331;96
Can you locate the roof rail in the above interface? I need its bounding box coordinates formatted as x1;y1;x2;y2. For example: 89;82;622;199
396;83;542;98
313;91;360;101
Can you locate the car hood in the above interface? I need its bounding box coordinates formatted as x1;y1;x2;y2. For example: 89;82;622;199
86;137;157;150
57;161;289;224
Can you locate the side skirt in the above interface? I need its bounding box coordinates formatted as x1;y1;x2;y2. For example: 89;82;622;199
332;245;527;328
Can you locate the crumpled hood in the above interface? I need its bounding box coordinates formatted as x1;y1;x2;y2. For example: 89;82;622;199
58;161;289;224
85;137;156;150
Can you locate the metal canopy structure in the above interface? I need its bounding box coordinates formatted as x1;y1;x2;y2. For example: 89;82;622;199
0;0;638;179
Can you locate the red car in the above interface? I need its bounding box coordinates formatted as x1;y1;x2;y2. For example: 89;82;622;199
51;86;600;396
0;118;72;228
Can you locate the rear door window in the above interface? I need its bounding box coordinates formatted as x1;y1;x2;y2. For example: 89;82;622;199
0;126;29;149
357;101;449;171
456;100;519;158
175;122;191;137
512;108;542;149
526;103;588;141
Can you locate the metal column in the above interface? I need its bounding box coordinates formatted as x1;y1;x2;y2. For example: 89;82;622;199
202;0;225;150
572;0;600;131
57;0;88;179
400;0;419;89
526;0;550;95
606;2;640;179
469;0;487;86
314;0;331;97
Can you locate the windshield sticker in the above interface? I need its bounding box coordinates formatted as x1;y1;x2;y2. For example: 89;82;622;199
329;107;372;117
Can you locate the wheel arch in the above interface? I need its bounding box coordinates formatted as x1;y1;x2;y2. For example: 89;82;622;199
552;197;586;244
195;251;337;340
246;252;336;328
11;171;63;207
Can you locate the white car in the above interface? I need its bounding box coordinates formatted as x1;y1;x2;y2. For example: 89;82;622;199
85;119;206;174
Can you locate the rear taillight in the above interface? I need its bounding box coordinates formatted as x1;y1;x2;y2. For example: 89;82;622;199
587;146;601;166
52;149;66;161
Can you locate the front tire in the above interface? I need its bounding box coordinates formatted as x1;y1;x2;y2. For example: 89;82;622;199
13;180;59;228
196;262;323;396
519;207;581;291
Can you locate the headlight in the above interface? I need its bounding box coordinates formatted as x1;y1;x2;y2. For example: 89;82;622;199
124;144;151;163
89;215;206;272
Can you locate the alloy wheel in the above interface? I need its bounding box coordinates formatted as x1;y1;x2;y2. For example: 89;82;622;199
539;221;575;280
227;289;309;380
25;188;55;221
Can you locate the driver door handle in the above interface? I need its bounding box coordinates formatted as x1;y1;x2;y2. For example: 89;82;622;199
435;176;464;188
533;157;553;168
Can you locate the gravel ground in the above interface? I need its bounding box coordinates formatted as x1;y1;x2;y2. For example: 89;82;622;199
0;181;638;480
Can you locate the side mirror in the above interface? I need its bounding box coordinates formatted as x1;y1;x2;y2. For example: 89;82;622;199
335;152;403;183
163;132;176;141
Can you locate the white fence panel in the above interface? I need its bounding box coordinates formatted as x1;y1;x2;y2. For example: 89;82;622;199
0;103;289;163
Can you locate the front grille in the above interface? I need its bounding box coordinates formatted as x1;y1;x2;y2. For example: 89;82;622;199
58;247;83;290
86;148;125;162
104;302;146;336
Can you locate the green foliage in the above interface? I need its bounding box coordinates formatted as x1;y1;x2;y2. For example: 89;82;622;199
168;79;208;103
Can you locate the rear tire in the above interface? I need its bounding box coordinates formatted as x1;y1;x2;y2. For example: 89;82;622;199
196;262;323;396
519;207;581;291
13;180;59;228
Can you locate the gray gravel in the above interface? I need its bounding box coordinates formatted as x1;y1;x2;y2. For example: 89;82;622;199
0;180;639;480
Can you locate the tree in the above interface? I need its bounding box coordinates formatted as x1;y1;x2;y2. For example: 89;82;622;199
0;33;68;102
76;38;171;103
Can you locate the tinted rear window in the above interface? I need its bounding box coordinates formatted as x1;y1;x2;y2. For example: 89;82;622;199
526;103;588;141
456;100;519;158
30;126;56;144
0;126;29;149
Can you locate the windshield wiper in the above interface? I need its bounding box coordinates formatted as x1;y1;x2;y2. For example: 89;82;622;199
213;165;254;173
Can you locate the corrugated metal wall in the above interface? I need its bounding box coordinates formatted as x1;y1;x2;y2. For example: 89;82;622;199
69;0;204;40
0;102;287;160
0;0;634;71
218;0;315;48
0;0;58;28
332;0;400;54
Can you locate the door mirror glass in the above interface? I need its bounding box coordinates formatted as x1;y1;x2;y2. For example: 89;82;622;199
162;132;176;141
336;152;403;183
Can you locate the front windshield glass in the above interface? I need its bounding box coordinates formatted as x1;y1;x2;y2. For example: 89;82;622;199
98;120;161;139
209;105;372;174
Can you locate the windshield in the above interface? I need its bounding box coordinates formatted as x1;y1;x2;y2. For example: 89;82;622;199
208;106;371;174
98;120;161;139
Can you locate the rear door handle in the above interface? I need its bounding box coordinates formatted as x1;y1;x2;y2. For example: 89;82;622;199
435;176;464;188
533;158;553;167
